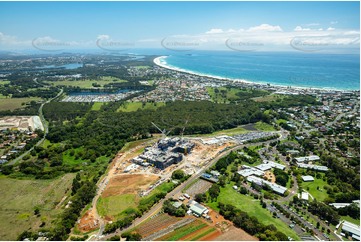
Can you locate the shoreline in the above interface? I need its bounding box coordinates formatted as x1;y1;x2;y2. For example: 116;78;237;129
153;56;359;92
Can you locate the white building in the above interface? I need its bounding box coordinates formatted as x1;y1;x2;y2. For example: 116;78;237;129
341;221;360;240
295;155;320;163
301;175;315;182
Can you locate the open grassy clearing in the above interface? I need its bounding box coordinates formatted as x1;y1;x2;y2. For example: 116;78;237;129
206;183;300;240
91;102;104;111
120;138;156;152
301;178;329;202
0;80;10;85
254;121;276;131
97;194;138;220
252;94;284;102
342;216;360;225
117;102;166;112
0;97;41;111
46;76;127;88
0;173;75;240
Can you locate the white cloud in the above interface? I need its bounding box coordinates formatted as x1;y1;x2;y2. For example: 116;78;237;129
0;32;29;45
305;23;320;26
327;27;335;31
294;26;311;31
97;34;110;40
206;28;224;34
248;24;283;32
330;21;338;25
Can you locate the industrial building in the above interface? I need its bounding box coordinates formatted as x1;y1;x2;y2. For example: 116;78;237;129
341;221;360;241
247;175;287;195
301;175;315;182
297;163;328;171
132;137;194;170
188;200;209;217
294;155;320;163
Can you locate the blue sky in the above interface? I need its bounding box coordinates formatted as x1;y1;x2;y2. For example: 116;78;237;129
0;1;359;52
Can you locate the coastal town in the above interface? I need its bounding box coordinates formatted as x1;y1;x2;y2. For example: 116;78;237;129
0;51;359;242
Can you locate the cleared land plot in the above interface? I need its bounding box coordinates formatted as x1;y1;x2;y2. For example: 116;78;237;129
0;173;75;240
185;179;213;197
0;97;41;111
96;174;160;220
46;76;127;88
135;213;182;238
301;178;328;201
102;174;159;197
214;226;258;241
206;183;300;240
97;194;138;220
117;102;165;112
157;219;208;241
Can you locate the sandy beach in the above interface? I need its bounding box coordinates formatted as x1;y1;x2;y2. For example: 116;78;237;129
153;56;348;92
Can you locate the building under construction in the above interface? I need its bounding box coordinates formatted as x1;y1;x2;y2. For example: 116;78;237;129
132;137;195;170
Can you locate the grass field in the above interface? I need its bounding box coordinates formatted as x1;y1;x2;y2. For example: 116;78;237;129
206;183;300;240
301;178;328;201
0;173;75;240
91;102;104;111
342;216;360;225
252;94;284;102
97;194;138;220
207;87;242;103
117;102;165;112
159;220;207;241
120;138;156;152
46;76;127;88
0;97;41;111
254;121;276;131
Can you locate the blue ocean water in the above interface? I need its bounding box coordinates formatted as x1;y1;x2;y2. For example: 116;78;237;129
159;51;360;90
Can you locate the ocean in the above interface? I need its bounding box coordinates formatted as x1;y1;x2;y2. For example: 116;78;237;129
156;51;360;91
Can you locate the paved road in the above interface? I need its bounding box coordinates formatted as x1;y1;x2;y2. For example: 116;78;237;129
7;88;63;165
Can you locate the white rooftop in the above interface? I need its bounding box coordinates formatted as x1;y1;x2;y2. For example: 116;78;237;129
302;175;315;182
295;155;320;163
301;192;309;200
342;221;360;237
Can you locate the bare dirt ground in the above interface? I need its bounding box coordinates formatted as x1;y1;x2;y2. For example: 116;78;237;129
186;140;235;167
78;210;99;233
102;174;159;198
185;179;213;197
264;170;276;183
206;209;258;241
214;226;259;241
200;230;222;241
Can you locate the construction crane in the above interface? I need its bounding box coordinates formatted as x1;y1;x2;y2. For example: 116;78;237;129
151;122;173;138
180;118;189;141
